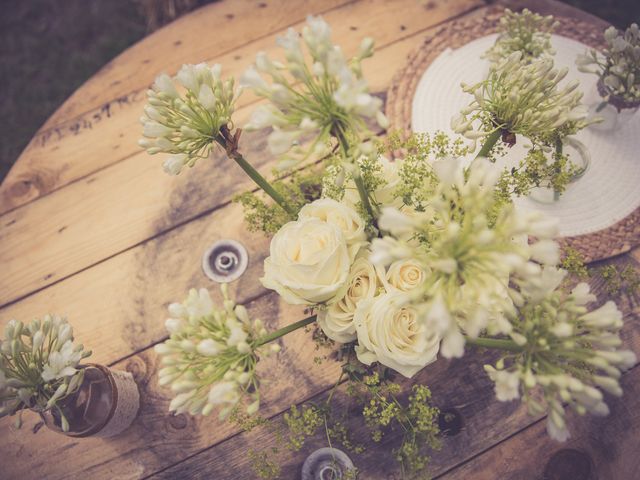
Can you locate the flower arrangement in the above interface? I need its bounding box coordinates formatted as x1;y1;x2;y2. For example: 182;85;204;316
0;316;91;431
576;23;640;110
139;13;636;479
452;9;598;200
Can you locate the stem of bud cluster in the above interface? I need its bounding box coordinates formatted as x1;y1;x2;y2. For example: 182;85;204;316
333;126;377;223
465;336;523;352
475;128;503;159
216;126;296;216
256;315;317;347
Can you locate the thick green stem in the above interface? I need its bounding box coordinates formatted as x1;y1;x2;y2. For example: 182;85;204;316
229;151;296;216
475;128;502;159
256;315;317;347
465;336;523;352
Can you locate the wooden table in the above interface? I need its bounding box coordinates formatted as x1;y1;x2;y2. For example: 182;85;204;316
1;0;638;478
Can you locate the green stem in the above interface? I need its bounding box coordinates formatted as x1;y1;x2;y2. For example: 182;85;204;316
353;173;376;220
333;126;377;223
256;315;317;347
228;151;296;216
465;336;523;352
553;138;563;201
475;128;502;159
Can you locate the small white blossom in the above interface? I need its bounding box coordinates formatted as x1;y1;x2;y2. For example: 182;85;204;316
156;287;277;417
139;63;238;174
241;15;386;168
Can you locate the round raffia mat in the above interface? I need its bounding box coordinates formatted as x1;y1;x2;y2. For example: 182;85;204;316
385;6;640;263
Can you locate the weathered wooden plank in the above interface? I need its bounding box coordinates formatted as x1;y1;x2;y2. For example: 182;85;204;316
148;255;640;479
440;365;640;480
0;0;481;214
0;293;343;480
0;0;352;213
41;0;353;129
0;201;272;366
0;0;484;307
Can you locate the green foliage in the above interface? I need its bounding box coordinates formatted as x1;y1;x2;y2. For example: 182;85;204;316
284;404;325;451
386;131;468;211
597;264;640;297
494;146;581;206
249;448;281;480
347;372;441;479
560;246;590;280
234;167;325;234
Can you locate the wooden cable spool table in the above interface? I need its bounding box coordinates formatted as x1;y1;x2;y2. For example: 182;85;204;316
0;0;638;478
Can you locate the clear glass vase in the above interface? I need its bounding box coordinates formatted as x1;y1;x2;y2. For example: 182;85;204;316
528;137;590;204
587;79;640;132
40;364;139;438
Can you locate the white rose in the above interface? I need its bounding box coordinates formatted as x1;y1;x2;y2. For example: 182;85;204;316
318;256;382;343
354;291;440;378
261;217;351;305
386;259;427;292
299;198;367;259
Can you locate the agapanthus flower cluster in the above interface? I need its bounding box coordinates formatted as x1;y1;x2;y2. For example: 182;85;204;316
139;63;238;175
576;23;640;107
370;157;560;358
453;52;591;148
484;9;558;64
484;267;636;441
0;316;92;430
240;15;388;169
155;286;279;419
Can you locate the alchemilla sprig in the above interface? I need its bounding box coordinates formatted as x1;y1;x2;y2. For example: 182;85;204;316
577;23;640;108
0;316;92;430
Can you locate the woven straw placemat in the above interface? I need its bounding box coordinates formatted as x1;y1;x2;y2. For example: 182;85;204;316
385;6;640;263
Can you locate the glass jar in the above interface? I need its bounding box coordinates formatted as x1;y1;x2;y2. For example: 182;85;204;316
528;137;590;204
587;78;640;132
40;364;139;438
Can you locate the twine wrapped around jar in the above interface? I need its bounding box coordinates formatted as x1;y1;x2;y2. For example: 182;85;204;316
40;364;139;438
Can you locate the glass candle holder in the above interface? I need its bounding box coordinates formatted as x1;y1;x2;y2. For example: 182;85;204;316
528;137;590;204
40;364;139;438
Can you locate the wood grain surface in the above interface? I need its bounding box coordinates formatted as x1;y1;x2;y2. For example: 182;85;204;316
1;0;637;479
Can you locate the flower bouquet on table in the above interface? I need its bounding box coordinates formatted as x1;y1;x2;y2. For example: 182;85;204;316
0;316;139;437
140;13;636;479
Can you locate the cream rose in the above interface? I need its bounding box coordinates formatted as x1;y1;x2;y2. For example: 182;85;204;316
386;259;427;292
354;291;440;378
299;198;367;259
261;217;351;305
318;256;382;343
